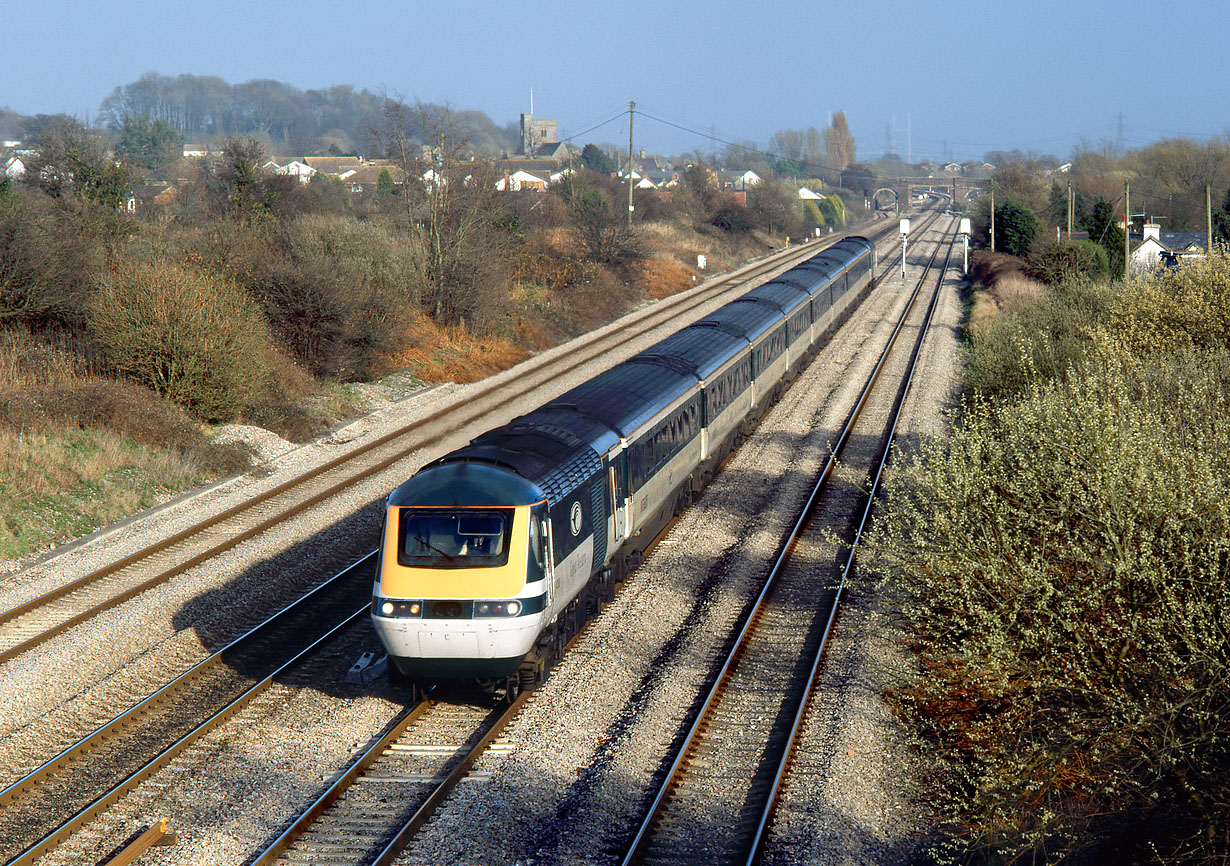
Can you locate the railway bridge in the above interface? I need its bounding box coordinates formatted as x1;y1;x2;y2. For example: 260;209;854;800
870;176;990;211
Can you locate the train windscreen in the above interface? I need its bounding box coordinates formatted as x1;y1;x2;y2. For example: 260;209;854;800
397;509;513;568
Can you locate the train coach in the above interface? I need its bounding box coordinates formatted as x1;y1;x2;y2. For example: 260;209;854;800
372;236;876;690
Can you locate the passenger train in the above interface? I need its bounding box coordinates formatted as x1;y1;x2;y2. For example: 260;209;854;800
372;237;877;687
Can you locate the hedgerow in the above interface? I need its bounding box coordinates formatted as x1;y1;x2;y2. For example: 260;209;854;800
867;253;1230;864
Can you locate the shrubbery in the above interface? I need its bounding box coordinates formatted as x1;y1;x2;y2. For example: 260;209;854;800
868;254;1230;864
88;260;288;422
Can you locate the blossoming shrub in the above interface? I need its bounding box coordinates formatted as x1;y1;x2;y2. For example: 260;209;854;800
869;253;1230;864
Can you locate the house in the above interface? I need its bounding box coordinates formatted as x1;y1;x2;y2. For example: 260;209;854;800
644;170;678;189
4;154;25;178
271;160;317;183
797;186;824;200
715;169;761;190
1131;222;1207;273
496;169;548;191
303;155;365;176
335;162;404;193
183;144;207;158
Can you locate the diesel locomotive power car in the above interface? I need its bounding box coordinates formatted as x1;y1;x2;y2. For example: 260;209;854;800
372;237;876;684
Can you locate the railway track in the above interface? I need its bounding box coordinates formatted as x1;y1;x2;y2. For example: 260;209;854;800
0;215;933;863
0;225;898;671
619;218;958;866
0;555;377;866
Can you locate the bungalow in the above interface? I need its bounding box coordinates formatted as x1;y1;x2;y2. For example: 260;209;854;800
496;169;548;191
271;160;317;183
715;169;761;190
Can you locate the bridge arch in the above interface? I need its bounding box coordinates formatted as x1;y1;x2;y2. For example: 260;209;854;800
871;187;898;210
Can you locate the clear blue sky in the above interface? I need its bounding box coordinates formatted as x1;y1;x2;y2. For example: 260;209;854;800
3;0;1227;163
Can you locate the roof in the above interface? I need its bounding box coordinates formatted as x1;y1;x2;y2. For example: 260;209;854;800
547;361;697;438
742;281;810;315
694;298;783;343
388;461;544;508
1162;231;1207;252
303;155;364;174
632;326;748;381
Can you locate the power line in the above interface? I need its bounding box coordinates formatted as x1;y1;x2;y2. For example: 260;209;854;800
633;104;845;174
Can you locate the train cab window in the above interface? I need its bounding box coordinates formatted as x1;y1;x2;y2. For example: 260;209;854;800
397;508;513;569
527;502;548;582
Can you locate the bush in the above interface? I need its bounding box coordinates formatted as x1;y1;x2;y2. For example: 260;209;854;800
1106;251;1230;356
869;352;1230;865
88;260;285;421
963;277;1112;401
1027;238;1110;285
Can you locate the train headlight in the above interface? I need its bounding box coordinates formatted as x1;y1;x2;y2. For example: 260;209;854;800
474;600;524;617
373;598;423;618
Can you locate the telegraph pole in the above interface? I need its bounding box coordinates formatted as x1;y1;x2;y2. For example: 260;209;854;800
1124;180;1130;281
627;101;635;227
1067;181;1073;239
1208;184;1214;254
989;179;995;252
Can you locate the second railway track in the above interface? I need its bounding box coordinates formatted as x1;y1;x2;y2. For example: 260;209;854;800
0;226;896;670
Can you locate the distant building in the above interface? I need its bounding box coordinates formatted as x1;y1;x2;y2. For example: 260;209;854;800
520;111;559;158
1131;222;1207;273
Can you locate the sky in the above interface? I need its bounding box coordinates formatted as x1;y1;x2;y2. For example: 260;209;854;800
3;0;1228;164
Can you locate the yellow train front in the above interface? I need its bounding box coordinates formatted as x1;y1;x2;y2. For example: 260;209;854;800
372;460;557;681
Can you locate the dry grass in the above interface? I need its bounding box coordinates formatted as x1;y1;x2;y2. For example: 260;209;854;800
386;316;531;384
637;256;699;299
0;330;251;563
969;271;1050;335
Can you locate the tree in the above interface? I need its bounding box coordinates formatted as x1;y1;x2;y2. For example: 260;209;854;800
994;197;1041;256
567;184;640;263
376;168;396;197
1214;187;1230;243
1083;197;1126;275
825;111;856;172
747;177;805;238
579;143;616;175
23;118;134;210
118;115;184;172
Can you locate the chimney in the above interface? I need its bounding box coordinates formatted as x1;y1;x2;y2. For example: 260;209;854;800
1143;222;1161;242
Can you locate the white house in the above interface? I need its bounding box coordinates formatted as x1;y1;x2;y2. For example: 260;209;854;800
1131;222;1207;273
272;160;317;183
797;186;824;200
496;169;547;191
4;155;25;178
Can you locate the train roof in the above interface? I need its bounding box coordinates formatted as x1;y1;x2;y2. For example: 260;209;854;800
631;325;748;381
441;409;612;503
742;280;810;314
547;359;697;437
388;460;545;508
694;297;784;342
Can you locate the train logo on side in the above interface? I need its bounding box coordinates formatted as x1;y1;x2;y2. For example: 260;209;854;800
569;501;583;536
